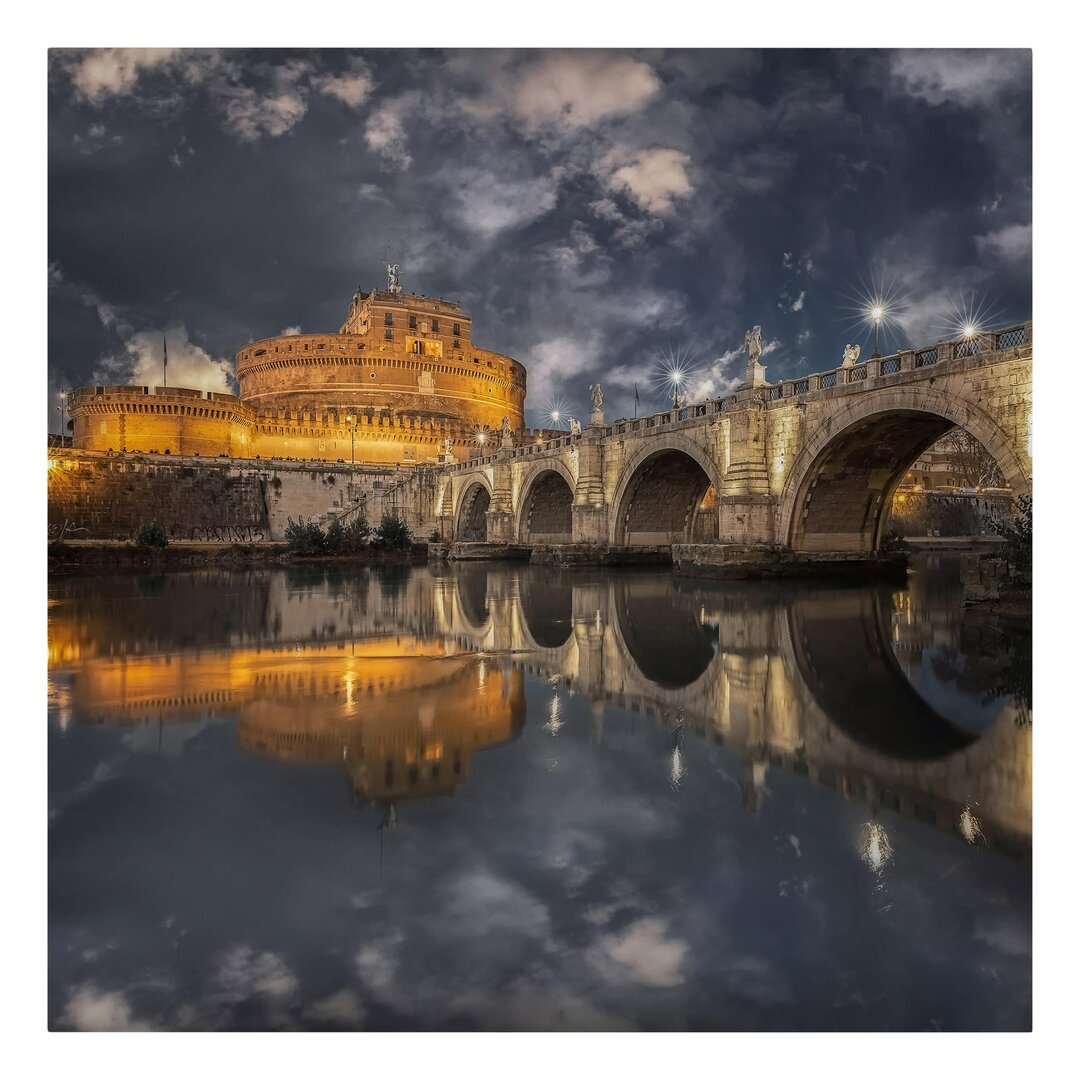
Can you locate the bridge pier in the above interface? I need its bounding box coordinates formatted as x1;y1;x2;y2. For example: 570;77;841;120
718;494;776;544
571;505;608;544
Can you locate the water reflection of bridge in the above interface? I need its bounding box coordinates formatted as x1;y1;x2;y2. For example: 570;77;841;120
49;565;1029;855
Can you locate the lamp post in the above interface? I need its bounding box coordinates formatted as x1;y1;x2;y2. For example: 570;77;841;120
870;306;883;359
672;372;684;410
56;389;67;441
346;414;357;466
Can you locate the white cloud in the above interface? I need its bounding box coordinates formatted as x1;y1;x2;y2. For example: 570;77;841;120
692;346;744;402
218;61;311;142
451;170;559;237
594;916;689;988
508;52;661;130
975;222;1032;265
214;945;298;1000
280;325;302;336
364;94;418;169
355;930;404;992
446;870;550;936
524;334;603;408
313;60;374;108
60;984;150;1031
303;988;366;1025
889;50;1030;108
93;325;235;395
600;147;693;215
357;183;390;204
790;290;806;312
62;48;182;103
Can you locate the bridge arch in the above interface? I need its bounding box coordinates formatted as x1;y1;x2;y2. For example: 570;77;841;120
610;435;722;545
778;389;1030;555
457;479;492;542
517;462;575;544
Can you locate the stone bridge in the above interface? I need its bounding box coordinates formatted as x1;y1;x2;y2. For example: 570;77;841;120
428;323;1031;561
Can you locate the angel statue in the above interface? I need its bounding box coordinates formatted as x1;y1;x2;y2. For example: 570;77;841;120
386;262;402;293
569;418;581;435
842;343;861;367
501;415;512;438
744;325;763;364
444;436;453;457
590;383;604;411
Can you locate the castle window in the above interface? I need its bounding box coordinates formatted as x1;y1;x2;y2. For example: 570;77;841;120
432;318;440;332
409;315;417;329
453;323;461;335
384;313;393;326
452;339;460;350
385;329;393;340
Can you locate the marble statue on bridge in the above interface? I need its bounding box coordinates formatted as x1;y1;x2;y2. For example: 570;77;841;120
743;325;769;388
589;383;605;427
842;343;861;367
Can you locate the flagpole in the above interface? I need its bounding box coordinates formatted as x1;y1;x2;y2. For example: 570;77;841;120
163;335;168;388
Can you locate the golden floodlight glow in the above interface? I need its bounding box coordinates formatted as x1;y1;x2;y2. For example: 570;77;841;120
959;805;983;844
669;745;686;789
544;693;564;736
861;821;893;872
963;324;977;339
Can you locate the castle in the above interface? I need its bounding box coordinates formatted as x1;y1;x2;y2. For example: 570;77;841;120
68;268;526;466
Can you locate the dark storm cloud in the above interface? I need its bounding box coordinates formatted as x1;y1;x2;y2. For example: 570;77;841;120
48;47;1031;427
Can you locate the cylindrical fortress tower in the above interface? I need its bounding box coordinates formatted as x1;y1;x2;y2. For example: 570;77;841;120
236;289;525;434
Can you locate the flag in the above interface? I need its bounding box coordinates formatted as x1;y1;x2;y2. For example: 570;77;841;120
634;383;639;416
163;335;168;387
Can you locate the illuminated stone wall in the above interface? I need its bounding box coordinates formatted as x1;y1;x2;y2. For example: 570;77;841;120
47;450;423;541
67;289;526;468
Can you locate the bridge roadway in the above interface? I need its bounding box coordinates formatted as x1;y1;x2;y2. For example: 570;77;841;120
52;564;1030;857
420;323;1031;562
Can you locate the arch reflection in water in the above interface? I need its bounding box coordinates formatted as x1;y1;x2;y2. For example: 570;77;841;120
48;558;1029;854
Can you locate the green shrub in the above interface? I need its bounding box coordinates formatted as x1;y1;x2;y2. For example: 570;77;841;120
429;529;442;543
284;516;327;554
325;518;346;552
374;512;412;550
134;521;168;548
343;515;371;551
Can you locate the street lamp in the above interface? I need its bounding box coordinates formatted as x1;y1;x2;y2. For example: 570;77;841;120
672;371;684;410
870;306;884;359
346;414;357;465
56;388;67;440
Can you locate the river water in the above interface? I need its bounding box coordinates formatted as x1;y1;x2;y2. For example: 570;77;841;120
47;555;1031;1031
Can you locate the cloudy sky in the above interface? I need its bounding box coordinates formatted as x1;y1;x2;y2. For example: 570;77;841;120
47;48;1031;428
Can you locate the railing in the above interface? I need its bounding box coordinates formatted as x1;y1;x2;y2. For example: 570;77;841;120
441;321;1030;471
997;326;1026;350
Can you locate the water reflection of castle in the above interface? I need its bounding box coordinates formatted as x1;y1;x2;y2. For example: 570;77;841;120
48;564;1030;855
